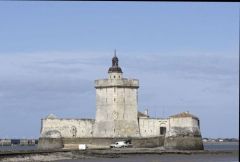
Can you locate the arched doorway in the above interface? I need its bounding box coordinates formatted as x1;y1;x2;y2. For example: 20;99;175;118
160;127;166;136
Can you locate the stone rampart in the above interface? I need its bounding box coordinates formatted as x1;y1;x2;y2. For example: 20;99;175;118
164;136;204;150
38;136;165;150
63;136;164;148
41;118;94;138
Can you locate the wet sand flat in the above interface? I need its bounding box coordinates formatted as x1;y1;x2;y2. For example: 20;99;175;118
57;154;238;162
0;149;238;162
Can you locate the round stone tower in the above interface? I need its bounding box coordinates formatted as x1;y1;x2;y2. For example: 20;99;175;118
93;51;140;137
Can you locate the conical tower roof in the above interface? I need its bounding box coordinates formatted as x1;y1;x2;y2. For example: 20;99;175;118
108;50;123;73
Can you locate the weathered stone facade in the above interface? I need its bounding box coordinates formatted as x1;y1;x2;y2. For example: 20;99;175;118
40;114;94;138
93;75;140;137
139;118;169;137
39;54;203;150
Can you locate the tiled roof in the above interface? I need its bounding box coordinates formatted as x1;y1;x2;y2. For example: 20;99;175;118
45;114;58;119
170;112;199;120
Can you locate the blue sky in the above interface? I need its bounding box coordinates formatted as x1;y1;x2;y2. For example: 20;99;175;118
0;2;239;139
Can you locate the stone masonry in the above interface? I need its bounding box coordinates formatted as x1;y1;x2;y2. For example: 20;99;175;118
39;52;203;150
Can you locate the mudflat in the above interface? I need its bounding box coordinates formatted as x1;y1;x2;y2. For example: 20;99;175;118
0;147;238;162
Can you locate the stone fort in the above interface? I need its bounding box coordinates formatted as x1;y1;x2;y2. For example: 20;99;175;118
38;53;203;150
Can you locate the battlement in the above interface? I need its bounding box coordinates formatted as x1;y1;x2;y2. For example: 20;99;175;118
95;78;139;88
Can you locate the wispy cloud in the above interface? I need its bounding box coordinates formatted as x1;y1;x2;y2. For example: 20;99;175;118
0;51;238;138
123;52;238;80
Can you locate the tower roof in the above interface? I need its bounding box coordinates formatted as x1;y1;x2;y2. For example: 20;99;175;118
45;113;58;119
169;111;199;120
108;50;123;73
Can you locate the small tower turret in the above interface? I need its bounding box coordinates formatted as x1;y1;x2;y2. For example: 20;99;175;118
108;50;123;79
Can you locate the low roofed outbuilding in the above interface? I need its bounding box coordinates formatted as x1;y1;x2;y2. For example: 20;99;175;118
169;111;199;120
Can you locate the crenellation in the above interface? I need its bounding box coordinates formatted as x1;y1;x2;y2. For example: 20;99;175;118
95;79;139;88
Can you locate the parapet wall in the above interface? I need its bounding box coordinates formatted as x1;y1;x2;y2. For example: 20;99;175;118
95;78;139;88
41;118;94;138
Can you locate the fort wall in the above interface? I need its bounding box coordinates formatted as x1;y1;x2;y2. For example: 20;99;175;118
38;55;203;150
139;118;168;137
41;118;94;138
38;136;165;150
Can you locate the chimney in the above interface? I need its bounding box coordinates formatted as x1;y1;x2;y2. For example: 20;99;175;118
144;109;148;116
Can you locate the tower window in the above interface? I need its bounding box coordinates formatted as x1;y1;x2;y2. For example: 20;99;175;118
114;98;116;102
114;75;115;78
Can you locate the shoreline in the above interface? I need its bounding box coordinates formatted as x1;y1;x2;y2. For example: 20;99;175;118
0;148;238;162
203;141;239;144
